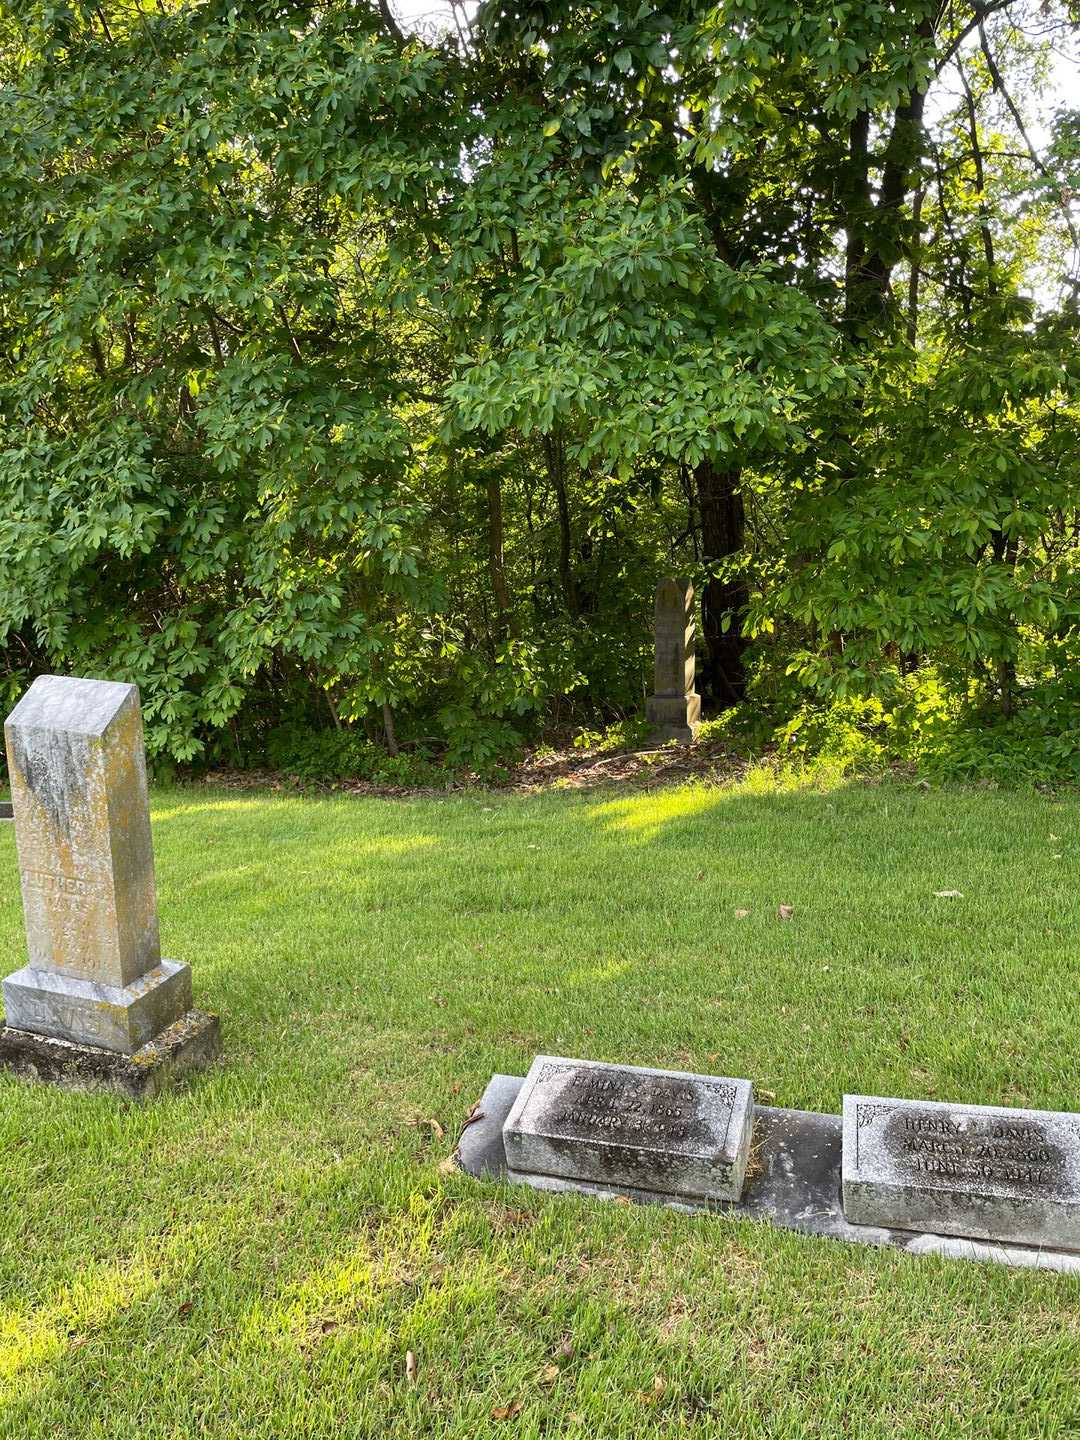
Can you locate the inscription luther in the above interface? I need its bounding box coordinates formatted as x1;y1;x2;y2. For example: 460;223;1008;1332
843;1095;1080;1251
504;1056;753;1203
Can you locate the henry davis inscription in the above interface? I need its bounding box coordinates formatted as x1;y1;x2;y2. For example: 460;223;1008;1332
503;1056;753;1202
842;1095;1080;1250
2;676;192;1053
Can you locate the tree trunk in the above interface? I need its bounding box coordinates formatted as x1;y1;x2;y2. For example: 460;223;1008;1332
843;49;929;338
694;461;748;708
542;432;578;616
382;701;399;756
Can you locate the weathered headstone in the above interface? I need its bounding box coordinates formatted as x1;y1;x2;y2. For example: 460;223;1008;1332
1;676;218;1089
503;1055;753;1203
843;1094;1080;1250
645;579;701;743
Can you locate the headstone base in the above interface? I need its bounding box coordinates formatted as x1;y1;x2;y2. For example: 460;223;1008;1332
2;958;192;1054
646;693;701;744
506;1168;708;1209
0;1008;221;1100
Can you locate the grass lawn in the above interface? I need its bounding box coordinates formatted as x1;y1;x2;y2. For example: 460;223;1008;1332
1;773;1079;1438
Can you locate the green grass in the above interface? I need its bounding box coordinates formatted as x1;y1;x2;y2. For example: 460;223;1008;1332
1;774;1079;1439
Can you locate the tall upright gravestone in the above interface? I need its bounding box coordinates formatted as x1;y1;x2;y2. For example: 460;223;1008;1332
645;579;701;743
0;675;219;1094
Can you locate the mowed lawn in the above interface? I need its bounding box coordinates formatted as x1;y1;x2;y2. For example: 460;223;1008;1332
1;776;1079;1439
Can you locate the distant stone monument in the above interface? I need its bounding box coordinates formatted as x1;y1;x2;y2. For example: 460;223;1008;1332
645;578;701;743
0;675;219;1096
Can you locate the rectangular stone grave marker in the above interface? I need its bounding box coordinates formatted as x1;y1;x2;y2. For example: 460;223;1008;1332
503;1056;753;1202
843;1094;1080;1251
2;675;195;1055
645;579;700;743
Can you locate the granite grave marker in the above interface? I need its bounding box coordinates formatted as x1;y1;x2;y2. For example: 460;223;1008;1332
503;1056;753;1203
645;579;701;743
1;676;219;1087
842;1094;1080;1251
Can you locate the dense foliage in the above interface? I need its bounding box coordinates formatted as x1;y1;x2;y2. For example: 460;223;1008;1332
1;0;1078;778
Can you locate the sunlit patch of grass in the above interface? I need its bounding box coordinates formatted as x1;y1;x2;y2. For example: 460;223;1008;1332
0;1254;163;1382
1;776;1079;1437
588;784;724;836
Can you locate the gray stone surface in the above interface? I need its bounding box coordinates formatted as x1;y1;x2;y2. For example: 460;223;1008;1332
459;1074;1080;1273
3;959;192;1053
503;1055;753;1202
0;1008;221;1100
5;676;160;987
645;579;700;743
2;675;192;1053
842;1093;1080;1251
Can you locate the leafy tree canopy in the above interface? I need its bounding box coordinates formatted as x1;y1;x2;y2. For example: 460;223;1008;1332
1;0;1078;778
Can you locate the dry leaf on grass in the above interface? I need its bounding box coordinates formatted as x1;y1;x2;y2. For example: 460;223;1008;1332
539;1364;560;1385
734;908;750;919
777;904;794;920
420;1117;445;1140
638;1375;666;1405
462;1103;485;1129
437;1153;459;1176
405;1350;418;1384
933;889;963;898
555;1337;575;1362
491;1401;523;1420
758;1089;777;1102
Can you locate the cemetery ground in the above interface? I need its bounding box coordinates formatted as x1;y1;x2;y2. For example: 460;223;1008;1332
1;774;1079;1439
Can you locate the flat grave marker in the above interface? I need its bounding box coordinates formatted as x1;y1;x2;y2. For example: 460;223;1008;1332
843;1094;1080;1251
503;1055;753;1203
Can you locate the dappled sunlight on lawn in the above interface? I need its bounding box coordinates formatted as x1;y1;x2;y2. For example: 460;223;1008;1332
335;834;438;859
582;766;856;843
564;958;633;988
152;797;277;823
1;782;1078;1436
585;786;727;839
0;1255;162;1383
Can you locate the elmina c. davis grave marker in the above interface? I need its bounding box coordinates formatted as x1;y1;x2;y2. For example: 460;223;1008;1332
0;674;220;1098
503;1056;754;1204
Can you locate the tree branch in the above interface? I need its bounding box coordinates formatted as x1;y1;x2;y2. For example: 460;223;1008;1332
377;0;406;49
977;21;1080;253
933;0;1017;77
